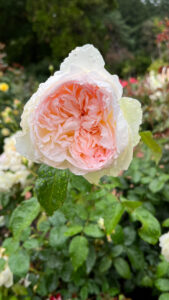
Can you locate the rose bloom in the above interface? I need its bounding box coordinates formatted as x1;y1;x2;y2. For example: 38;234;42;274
16;44;142;184
159;232;169;262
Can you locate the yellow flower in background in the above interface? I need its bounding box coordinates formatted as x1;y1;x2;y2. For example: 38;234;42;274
1;107;12;118
5;107;12;113
4;117;12;124
1;128;10;136
0;83;9;92
13;109;19;116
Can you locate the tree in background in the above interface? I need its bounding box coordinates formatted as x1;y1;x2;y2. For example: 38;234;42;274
26;0;118;64
0;0;168;77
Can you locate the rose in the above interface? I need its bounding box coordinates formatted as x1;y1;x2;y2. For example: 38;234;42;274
159;232;169;262
15;44;142;184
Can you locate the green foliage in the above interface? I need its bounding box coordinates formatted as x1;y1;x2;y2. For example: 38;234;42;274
9;250;30;276
132;206;161;244
159;294;169;300
114;258;131;279
140;131;162;164
0;258;6;271
1;135;169;299
84;224;104;238
35;164;69;215
104;201;124;234
9;197;40;239
155;279;169;292
69;236;89;271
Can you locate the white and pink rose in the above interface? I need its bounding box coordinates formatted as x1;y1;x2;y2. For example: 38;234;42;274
16;44;142;184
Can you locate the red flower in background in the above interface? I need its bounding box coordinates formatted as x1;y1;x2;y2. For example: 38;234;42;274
129;77;138;84
156;18;169;47
120;79;128;87
50;294;62;300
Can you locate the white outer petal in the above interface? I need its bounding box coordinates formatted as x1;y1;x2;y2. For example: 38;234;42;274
120;97;142;147
60;44;105;72
60;44;123;100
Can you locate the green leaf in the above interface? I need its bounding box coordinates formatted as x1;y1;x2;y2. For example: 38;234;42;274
64;225;83;237
114;258;131;279
35;164;69;215
48;210;66;226
9;198;40;239
140;131;162;164
156;261;169;278
69;236;89;270
23;238;39;249
159;293;169;300
0;258;6;271
99;256;112;273
12;283;28;296
49;226;68;247
155;279;169;292
149;175;169;193
70;174;92;192
132;207;161;244
163;218;169;227
104;202;124;234
84;224;104;238
9;250;30;276
2;238;19;255
123;226;136;246
112;245;123;258
121;197;142;212
111;225;124;244
80;286;88;300
127;246;144;270
141;276;153;287
86;246;96;274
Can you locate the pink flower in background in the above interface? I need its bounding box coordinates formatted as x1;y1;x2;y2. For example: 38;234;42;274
16;44;142;184
136;151;144;158
129;77;138;84
120;79;128;87
25;191;32;199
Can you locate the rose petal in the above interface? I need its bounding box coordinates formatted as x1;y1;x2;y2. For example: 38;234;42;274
120;97;142;146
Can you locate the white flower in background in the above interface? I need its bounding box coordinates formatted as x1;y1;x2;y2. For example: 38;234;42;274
148;71;163;90
147;69;169;92
16;44;142;184
98;217;105;230
0;248;13;288
149;91;163;101
159;232;169;262
19;274;31;288
0;132;32;192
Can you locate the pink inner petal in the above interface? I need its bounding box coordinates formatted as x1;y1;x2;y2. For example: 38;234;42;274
33;80;117;171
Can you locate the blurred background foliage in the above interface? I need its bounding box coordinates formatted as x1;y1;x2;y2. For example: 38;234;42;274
0;0;168;78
